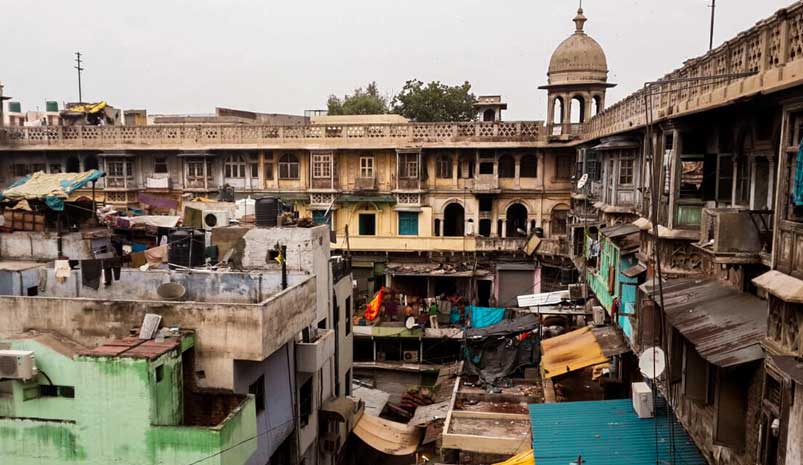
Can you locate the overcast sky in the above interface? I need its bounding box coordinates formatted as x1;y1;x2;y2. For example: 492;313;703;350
1;0;794;120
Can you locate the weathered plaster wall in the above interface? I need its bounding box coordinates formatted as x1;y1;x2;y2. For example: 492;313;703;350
334;275;354;395
233;344;296;465
241;226;330;324
0;276;317;390
0;231;92;260
36;268;306;304
0;337;258;465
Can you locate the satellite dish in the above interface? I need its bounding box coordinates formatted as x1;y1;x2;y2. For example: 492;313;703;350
405;316;418;330
639;347;667;379
577;173;589;189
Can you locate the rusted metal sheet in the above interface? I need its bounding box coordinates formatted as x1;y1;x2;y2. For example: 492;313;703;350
80;336;179;360
591;326;630;357
641;278;767;367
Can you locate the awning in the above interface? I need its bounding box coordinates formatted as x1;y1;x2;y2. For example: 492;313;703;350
622;263;647;278
353;414;422;456
176;152;216;158
769;355;803;385
1;170;106;211
600;223;640;239
753;270;803;304
409;401;450;427
351;385;390;417
641;277;767;367
338;194;396;204
320;397;362;431
541;326;613;379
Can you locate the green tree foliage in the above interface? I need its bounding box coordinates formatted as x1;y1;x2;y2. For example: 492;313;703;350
391;80;477;122
326;82;389;115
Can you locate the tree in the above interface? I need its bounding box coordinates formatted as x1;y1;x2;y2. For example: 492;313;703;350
391;80;477;122
327;82;389;115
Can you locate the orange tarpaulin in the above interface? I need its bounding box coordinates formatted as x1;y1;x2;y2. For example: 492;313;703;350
540;326;610;379
364;287;385;321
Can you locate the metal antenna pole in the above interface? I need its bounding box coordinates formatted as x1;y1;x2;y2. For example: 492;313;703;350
75;52;84;103
709;0;716;50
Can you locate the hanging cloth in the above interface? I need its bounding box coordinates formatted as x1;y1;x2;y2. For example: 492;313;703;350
81;260;101;290
794;136;803;206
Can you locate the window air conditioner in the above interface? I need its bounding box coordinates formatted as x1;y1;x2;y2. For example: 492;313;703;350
0;350;37;380
403;350;419;363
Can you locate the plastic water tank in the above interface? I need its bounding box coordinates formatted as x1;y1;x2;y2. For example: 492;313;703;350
168;229;205;269
255;197;280;227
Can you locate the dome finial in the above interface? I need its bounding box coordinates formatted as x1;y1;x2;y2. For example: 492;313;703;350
574;2;587;34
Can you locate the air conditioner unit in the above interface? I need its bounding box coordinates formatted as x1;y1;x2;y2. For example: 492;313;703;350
403;350;419;363
321;432;340;454
0;350;37;380
632;382;654;418
202;210;229;230
592;306;606;326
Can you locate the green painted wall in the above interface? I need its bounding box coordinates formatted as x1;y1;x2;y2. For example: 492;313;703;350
0;338;256;465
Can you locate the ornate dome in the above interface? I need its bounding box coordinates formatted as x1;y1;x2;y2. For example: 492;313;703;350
545;8;610;87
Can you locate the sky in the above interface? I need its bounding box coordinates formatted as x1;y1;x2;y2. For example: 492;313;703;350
0;0;795;120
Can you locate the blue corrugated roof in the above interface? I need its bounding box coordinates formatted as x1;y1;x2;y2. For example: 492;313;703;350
529;399;706;465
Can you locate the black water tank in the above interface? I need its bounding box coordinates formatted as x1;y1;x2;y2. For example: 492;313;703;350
168;229;205;269
255;197;280;227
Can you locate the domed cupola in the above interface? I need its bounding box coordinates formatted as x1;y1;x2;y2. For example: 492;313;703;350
540;7;615;129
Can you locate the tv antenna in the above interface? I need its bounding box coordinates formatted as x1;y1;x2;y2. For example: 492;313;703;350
709;0;716;50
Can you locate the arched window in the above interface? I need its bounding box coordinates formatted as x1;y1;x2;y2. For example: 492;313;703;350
278;154;299;180
570;96;585;124
552;97;564;125
592;95;603;115
498;155;515;178
520;155;538;178
224;154;246;178
550;205;570;236
443;203;465;237
506;203;528;237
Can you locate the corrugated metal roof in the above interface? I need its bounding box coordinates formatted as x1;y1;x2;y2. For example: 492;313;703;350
529;399;706;465
641;278;767;367
591;326;630;357
600;223;640;239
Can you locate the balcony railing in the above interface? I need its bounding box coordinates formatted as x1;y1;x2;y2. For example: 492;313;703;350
583;2;803;140
0;121;548;149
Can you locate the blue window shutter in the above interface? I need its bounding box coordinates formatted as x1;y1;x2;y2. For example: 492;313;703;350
398;212;418;236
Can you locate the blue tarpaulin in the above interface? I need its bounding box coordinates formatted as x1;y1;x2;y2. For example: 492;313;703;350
1;170;105;211
467;305;506;328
